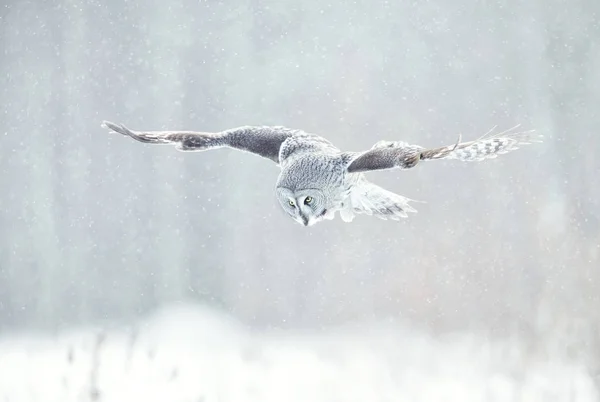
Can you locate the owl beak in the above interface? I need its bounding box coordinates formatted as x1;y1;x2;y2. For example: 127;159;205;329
299;212;309;226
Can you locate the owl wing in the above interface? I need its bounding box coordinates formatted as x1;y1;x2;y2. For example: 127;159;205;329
337;178;418;223
101;121;299;163
346;125;541;173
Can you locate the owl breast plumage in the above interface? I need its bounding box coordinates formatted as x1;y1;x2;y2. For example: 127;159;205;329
101;120;541;227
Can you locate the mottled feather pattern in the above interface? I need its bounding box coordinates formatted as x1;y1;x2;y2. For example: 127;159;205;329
422;125;542;162
276;152;346;195
446;137;514;161
278;132;339;162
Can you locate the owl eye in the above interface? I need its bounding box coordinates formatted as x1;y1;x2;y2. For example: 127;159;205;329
304;196;313;205
288;200;295;207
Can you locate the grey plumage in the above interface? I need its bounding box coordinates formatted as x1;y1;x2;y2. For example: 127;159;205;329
101;121;541;226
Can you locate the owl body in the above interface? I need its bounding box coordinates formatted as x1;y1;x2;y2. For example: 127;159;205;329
275;132;420;226
276;133;355;226
102;121;540;227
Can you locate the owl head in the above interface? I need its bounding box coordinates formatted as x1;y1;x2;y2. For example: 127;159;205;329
275;187;335;226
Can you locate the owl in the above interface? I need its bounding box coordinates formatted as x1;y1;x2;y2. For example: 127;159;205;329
101;121;540;226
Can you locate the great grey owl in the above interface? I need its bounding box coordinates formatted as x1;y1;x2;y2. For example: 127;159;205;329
101;121;540;226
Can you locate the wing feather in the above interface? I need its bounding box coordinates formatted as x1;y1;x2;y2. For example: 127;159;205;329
343;179;418;222
346;126;541;173
101;120;297;163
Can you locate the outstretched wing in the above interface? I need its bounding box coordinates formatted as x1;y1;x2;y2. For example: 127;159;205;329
346;125;541;173
101;121;299;163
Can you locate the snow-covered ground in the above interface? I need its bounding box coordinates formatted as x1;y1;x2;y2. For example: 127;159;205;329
0;304;596;402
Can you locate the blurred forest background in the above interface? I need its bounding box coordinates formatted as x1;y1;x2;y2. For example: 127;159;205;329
0;0;599;377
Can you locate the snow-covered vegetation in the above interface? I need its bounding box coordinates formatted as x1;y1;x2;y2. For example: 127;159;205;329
0;304;596;402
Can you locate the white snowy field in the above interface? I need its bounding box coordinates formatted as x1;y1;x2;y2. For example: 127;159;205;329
0;304;597;402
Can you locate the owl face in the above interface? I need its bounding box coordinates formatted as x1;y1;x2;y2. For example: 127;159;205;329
276;187;332;226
